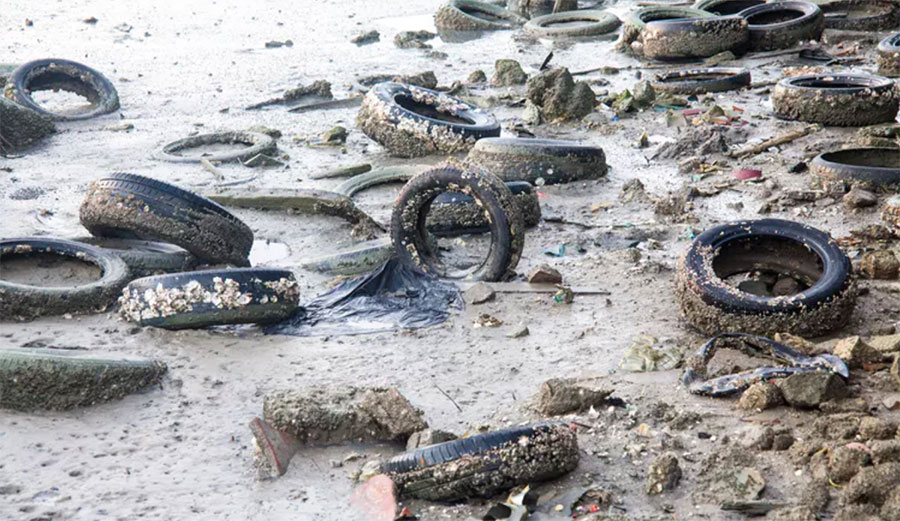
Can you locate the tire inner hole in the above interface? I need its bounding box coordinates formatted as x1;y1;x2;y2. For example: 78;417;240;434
793;78;876;89
746;9;803;24
27;70;101;115
712;236;823;297
1;251;103;287
545;18;597;28
395;95;473;125
420;190;494;278
663;72;732;82
706;0;764;15
821;148;900;169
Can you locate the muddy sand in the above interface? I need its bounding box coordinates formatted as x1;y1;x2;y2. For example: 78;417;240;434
2;1;900;520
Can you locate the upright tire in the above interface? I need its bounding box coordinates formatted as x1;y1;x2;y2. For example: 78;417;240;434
738;1;824;51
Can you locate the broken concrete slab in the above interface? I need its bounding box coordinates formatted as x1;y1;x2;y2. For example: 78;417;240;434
776;372;847;409
534;377;613;416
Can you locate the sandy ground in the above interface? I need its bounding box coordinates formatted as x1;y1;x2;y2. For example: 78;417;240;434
3;1;900;520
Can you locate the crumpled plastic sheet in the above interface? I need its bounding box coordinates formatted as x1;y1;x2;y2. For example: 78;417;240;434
266;258;462;336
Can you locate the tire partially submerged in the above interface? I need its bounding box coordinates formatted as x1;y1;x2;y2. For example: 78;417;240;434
651;67;751;95
428;181;541;235
357;82;500;158
0;348;166;411
434;0;527;31
80;172;254;266
641;14;750;59
119;268;300;329
0;237;130;320
738;1;825;51
2;58;119;121
811;147;900;192
820;0;900;30
157;131;276;163
772;74;900;126
878;33;900;78
524;10;622;38
383;422;578;501
75;237;200;277
675;219;856;337
464;137;608;185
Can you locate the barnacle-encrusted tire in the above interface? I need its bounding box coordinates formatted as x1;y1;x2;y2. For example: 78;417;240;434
619;7;713;50
464;137;608;185
772;74;900;127
434;0;527;31
819;0;900;30
391;165;524;281
157;131;276;164
0;348;167;411
0;237;130;320
878;33;900;78
357;82;500;158
428;181;540;235
524;10;622;38
693;0;765;15
119;268;300;329
382;422;579;501
738;1;824;51
79;173;254;266
2;58;119;121
811;148;900;192
651;68;751;94
75;237;200;277
641;14;750;59
675;219;856;337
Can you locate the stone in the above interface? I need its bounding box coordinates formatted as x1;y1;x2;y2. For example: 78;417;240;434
527;265;562;284
619;178;649;203
834;504;881;521
0;97;56;153
774;332;820;355
882;485;900;521
351;30;380;45
829;445;872;483
492;59;527;87
860;250;900;280
525;67;596;121
322;126;348;144
842;462;900;507
646;453;682;495
508;0;577;18
706;467;766;502
406;429;457;451
773;432;795;451
467;70;487;84
396;71;437;90
872;440;900;464
247;125;283;139
394;30;436;49
464;282;496;305
772;506;816;521
858;416;897;440
843;185;878;208
814;413;863;440
871;334;900;353
522;100;542;125
741;426;775;450
833;336;883;368
534;377;612;416
739;382;784;411
776;372;847;409
773;276;800;296
800;480;830;514
631;80;656;109
506;324;530;338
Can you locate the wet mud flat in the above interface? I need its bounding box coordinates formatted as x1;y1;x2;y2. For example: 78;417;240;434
3;0;900;520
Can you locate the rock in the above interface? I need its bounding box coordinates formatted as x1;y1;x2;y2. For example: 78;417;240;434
284;80;332;100
773;431;795;451
820;398;869;414
467;70;487;84
646;453;681;495
464;282;496;305
741;426;775;450
322;126;348;145
829;445;871;483
0;97;56;153
882;485;900;521
492;59;527;87
814;413;863;440
678;156;701;174
522;100;542;125
842;462;900;507
834;503;881;521
871;334;900;353
394;30;436;49
860;250;900;280
406;429;457;451
800;480;830;514
631;81;656;109
706;467;766;502
772;506;817;521
525;67;596;121
872;440;900;464
858;416;897;440
776;372;847;409
739;382;784;411
508;0;577;18
534;377;612;416
774;332;820;355
247;125;283;139
843;186;878;209
506;324;530;338
527;265;562;284
773;276;800;296
351;30;380;45
833;336;883;368
619;178;649;203
396;71;437;90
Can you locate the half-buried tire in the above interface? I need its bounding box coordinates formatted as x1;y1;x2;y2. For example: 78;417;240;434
464;137;608;185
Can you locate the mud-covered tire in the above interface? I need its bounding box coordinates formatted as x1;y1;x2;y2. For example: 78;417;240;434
357;82;500;158
620;7;713;50
434;0;527;31
2;58;119;121
810;148;900;192
0;237;130;320
157;131;276;164
428;181;540;235
772;74;900;127
79;172;254;266
300;238;394;276
391;165;524;281
118;268;300;329
509;0;578;18
693;0;765;15
465;137;608;185
74;237;200;277
651;67;751;94
878;33;900;78
819;0;900;30
382;422;578;501
738;1;825;51
0;348;166;410
524;10;622;38
642;15;750;59
675;219;856;337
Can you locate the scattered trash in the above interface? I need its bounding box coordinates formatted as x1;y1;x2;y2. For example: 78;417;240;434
350;30;380;45
646;453;682;495
619;334;681;372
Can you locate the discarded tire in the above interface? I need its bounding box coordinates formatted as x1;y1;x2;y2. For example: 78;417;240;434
2;58;120;121
335;166;420;198
811;148;900;192
75;237;200;277
642;14;750;59
675;219;856;337
651;67;751;95
620;7;713;51
391;165;524;281
301;238;394;276
118;268;300;329
738;1;824;52
883;195;900;231
434;0;527;31
694;0;765;15
80;172;254;266
524;10;622;38
428;181;540;235
0;97;55;154
820;0;900;30
465;137;608;185
878;33;900;78
157;131;276;164
357;82;499;158
0;348;166;410
0;237;130;320
772;74;900;127
509;0;577;19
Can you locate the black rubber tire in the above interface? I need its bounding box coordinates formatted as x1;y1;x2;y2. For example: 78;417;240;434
0;347;167;411
434;0;527;31
465;137;608;185
357;82;500;158
810;148;900;192
0;237;130;320
524;10;622;38
157;131;276;164
335;166;420;198
693;0;765;15
2;58;120;121
820;0;900;30
620;7;713;50
391;165;524;281
428;181;540;235
382;422;578;501
79;172;254;266
642;14;750;59
675;219;856;337
119;268;300;329
772;74;900;127
74;237;200;277
738;1;825;52
651;67;751;94
300;237;394;276
878;33;900;78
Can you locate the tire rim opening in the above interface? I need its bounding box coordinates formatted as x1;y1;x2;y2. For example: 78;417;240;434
792;77;879;89
545;17;598;28
746;9;804;24
417;190;495;279
820;148;900;169
395;95;474;125
712;235;824;297
1;251;103;287
705;0;764;15
26;70;100;116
